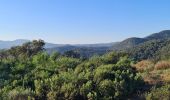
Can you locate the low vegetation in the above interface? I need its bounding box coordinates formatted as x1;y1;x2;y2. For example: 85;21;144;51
0;40;143;100
133;59;170;99
155;61;170;70
145;84;170;100
1;38;170;100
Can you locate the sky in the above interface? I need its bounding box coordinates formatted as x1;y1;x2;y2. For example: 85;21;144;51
0;0;170;44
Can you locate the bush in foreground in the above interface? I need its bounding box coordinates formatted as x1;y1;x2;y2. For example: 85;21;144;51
0;41;143;100
145;84;170;100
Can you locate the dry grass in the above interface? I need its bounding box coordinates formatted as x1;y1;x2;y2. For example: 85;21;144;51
158;69;170;83
161;73;170;83
135;60;170;85
155;61;170;70
134;60;154;72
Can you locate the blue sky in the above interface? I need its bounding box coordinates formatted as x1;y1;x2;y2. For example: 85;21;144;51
0;0;170;44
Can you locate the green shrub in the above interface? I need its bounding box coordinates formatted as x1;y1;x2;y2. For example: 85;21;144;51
0;41;143;100
9;88;34;100
145;85;170;100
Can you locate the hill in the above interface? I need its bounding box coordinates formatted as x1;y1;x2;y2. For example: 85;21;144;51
146;30;170;40
1;30;170;59
111;30;170;51
46;30;170;58
112;37;146;50
122;30;170;61
127;39;170;61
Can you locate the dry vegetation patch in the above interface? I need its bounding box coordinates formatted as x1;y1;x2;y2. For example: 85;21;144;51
155;61;170;70
135;60;170;85
134;60;154;72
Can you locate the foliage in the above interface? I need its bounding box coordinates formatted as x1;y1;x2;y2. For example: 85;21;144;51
0;40;143;100
127;38;170;62
128;39;169;61
145;85;170;100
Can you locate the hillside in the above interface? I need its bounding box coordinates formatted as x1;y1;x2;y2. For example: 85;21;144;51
146;30;170;40
112;37;146;50
128;39;170;61
1;30;170;59
111;30;170;51
48;30;170;58
124;30;170;61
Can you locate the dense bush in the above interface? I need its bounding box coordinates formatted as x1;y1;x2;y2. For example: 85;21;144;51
0;40;143;100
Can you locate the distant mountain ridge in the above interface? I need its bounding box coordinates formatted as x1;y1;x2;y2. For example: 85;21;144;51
111;30;170;50
0;39;65;49
1;30;170;55
0;39;116;49
46;30;170;58
146;30;170;40
0;39;29;49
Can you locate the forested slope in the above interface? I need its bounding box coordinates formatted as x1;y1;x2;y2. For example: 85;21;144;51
128;39;170;61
